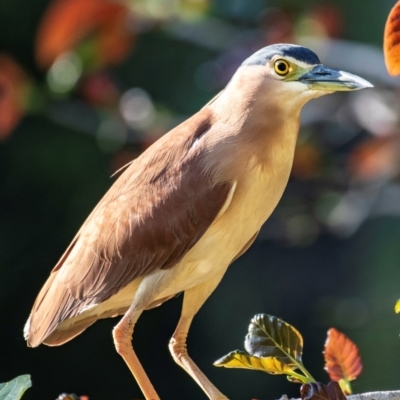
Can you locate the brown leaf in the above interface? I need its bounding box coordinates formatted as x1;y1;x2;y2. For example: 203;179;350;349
323;328;362;382
301;381;346;400
384;1;400;76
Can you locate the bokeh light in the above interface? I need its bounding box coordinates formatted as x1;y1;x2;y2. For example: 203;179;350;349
47;52;82;93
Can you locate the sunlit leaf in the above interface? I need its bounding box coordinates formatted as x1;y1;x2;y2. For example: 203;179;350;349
214;350;296;375
301;381;346;400
395;299;400;314
384;1;400;76
245;314;303;365
214;314;315;383
0;375;31;400
323;328;362;394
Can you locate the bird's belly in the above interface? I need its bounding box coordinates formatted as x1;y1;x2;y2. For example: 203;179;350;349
155;161;291;299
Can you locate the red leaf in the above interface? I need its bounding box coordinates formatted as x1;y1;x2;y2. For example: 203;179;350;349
323;328;362;382
384;1;400;76
301;381;346;400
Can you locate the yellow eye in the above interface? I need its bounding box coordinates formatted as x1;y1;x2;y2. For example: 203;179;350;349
274;59;290;76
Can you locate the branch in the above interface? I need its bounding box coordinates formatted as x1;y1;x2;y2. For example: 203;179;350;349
348;392;400;400
279;390;400;400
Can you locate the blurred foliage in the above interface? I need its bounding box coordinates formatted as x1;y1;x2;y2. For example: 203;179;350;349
1;0;400;399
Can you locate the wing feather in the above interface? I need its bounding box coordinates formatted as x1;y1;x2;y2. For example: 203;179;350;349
26;109;232;346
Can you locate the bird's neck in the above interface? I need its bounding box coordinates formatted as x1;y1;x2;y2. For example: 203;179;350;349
206;68;302;181
210;67;303;128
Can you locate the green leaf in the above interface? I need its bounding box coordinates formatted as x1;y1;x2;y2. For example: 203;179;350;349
245;314;303;365
214;350;296;375
214;314;315;383
0;375;31;400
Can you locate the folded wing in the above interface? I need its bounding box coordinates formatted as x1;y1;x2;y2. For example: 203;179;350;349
26;109;232;347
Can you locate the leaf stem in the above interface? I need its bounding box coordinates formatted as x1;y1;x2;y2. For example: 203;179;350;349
339;378;352;395
286;370;315;384
295;363;315;382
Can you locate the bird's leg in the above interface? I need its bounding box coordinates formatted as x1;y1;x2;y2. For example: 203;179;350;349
169;276;229;400
113;307;160;400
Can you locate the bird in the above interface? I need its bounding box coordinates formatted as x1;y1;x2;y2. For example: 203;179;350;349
24;44;372;400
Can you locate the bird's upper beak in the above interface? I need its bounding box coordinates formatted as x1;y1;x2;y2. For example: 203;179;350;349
298;64;373;91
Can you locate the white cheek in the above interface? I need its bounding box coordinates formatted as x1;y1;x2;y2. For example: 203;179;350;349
278;81;310;99
287;81;309;92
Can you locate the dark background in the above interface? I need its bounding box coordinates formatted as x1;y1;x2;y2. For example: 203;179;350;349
1;0;400;399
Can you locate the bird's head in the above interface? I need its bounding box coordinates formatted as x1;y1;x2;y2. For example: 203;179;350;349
238;43;372;108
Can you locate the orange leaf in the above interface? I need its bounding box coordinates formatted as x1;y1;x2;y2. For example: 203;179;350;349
384;1;400;76
0;55;30;139
323;328;362;383
36;0;133;69
348;136;397;181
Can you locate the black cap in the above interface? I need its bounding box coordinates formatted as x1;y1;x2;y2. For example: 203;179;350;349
242;44;320;67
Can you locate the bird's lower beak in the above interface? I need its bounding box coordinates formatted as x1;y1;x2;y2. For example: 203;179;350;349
298;64;373;91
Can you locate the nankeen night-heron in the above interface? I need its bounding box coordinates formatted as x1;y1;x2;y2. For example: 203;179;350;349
25;44;372;400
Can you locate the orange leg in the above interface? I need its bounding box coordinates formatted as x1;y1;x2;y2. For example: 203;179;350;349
169;276;229;400
113;310;160;400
